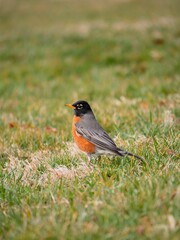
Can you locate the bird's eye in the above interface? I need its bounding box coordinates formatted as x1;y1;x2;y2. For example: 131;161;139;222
77;104;83;109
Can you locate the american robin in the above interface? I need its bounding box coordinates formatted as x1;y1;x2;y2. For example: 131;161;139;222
66;100;144;162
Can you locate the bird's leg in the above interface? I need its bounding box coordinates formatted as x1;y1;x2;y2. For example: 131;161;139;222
87;154;96;169
87;154;92;164
87;154;101;167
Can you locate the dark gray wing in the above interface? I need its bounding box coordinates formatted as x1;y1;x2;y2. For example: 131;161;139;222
76;113;144;161
75;115;119;152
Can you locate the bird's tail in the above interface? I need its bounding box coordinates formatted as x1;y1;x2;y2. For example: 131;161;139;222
116;149;144;162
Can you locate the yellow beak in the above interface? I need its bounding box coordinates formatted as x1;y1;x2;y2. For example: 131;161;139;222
65;104;75;109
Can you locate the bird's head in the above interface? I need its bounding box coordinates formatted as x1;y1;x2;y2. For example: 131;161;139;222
66;100;92;116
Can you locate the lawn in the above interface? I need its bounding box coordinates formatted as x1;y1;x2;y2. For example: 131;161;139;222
0;0;180;239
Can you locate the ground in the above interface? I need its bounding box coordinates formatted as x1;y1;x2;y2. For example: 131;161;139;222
0;0;180;239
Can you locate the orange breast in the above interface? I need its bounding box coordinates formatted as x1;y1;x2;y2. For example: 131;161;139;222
72;116;95;154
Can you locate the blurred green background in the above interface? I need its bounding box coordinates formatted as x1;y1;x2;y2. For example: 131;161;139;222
0;0;179;138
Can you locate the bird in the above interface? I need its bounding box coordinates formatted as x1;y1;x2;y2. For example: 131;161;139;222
66;100;144;162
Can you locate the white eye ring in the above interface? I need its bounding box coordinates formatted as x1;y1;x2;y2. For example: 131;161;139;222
77;104;83;109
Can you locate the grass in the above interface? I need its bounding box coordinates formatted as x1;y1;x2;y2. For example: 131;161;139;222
0;0;180;239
